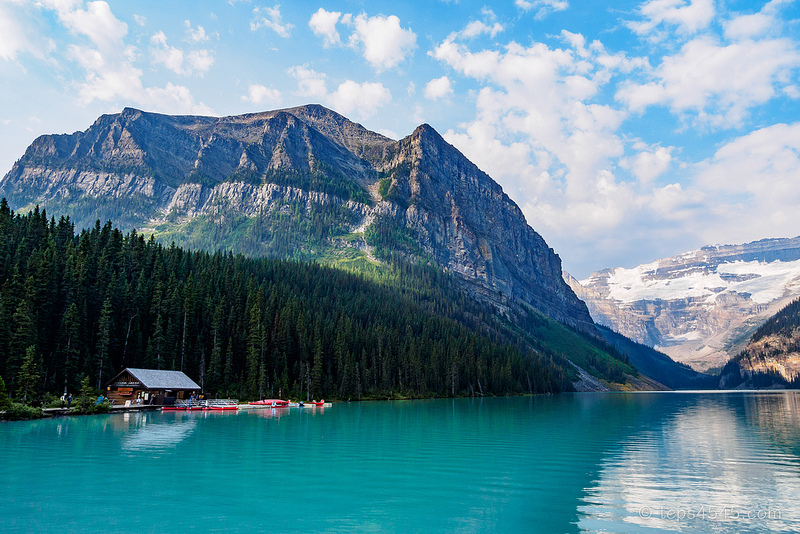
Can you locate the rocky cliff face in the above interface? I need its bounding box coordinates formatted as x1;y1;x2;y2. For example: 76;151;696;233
718;297;800;388
568;237;800;372
719;334;800;388
379;124;592;329
1;104;594;332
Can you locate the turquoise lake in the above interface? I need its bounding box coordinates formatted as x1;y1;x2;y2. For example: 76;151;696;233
2;392;800;533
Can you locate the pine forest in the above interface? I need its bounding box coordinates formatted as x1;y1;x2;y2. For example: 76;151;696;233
0;200;595;403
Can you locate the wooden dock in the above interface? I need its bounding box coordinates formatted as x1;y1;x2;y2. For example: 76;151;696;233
42;405;162;416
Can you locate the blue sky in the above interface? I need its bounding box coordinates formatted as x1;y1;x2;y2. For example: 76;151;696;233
1;0;799;277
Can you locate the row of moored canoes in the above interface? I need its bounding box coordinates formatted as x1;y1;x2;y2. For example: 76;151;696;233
162;399;329;411
161;405;239;411
248;399;326;407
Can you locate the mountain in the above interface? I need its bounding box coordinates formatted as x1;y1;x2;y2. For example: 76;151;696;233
719;298;800;389
567;237;800;373
596;326;714;390
0;105;594;334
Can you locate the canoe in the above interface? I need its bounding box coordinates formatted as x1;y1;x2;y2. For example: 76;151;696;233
249;399;289;406
205;405;238;411
162;405;204;411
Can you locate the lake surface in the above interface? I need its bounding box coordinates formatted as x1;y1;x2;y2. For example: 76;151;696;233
1;392;799;533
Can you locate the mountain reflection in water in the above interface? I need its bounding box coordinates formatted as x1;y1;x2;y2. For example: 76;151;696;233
579;392;800;533
120;414;198;452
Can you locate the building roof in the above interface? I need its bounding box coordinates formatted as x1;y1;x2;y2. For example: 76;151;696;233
122;368;201;390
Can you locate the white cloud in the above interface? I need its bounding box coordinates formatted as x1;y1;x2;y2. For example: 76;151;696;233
150;31;214;76
723;13;772;40
432;34;635;246
241;83;281;106
329;80;392;118
627;0;715;39
288;65;328;99
150;32;183;72
308;10;416;71
133;14;146;27
31;1;212;114
515;0;569;20
287;66;391;119
622;144;673;184
693;123;800;244
425;76;453;100
187;49;214;73
697;123;800;196
722;0;791;41
40;0;138;105
250;5;292;38
617;36;800;128
309;8;341;48
144;82;214;115
461;20;504;39
52;0;129;52
648;182;696;219
0;2;47;61
184;20;210;42
348;13;416;70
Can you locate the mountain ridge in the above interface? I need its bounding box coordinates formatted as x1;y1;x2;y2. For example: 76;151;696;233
568;236;800;372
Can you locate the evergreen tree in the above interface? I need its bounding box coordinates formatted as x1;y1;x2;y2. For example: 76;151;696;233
312;329;324;399
9;298;36;386
246;296;262;399
95;297;113;389
208;314;223;395
16;345;41;404
224;337;234;393
78;375;93;410
57;301;82;395
0;297;9;380
0;374;11;408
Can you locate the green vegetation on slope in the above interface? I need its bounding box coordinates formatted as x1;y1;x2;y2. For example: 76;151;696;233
12;190;159;233
751;297;800;344
254;166;372;204
597;325;715;389
156;200;358;260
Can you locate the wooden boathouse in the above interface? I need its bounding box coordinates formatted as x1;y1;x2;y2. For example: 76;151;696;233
105;368;201;406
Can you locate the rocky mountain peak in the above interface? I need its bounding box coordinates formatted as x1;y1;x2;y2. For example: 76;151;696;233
281;104;396;162
1;104;595;334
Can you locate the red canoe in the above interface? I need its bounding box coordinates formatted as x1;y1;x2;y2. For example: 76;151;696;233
205;405;238;411
248;399;289;407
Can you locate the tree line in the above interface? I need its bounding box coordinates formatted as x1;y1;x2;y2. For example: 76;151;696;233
0;199;572;403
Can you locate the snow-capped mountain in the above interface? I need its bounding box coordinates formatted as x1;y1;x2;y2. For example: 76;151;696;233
566;237;800;372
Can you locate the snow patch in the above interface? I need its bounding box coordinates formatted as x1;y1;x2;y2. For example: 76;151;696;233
597;258;800;305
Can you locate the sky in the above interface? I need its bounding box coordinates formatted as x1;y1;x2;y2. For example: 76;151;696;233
1;0;799;277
